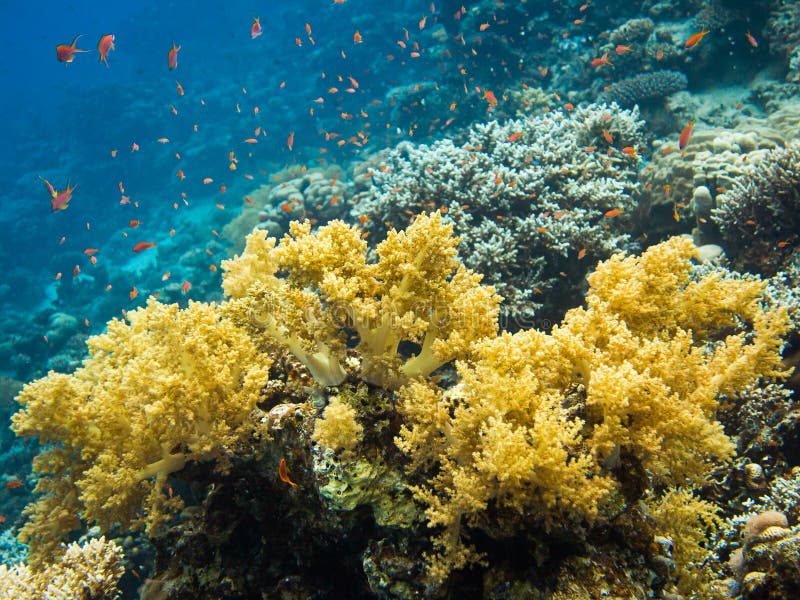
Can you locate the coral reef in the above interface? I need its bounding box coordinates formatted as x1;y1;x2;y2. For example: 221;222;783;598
0;537;124;600
222;212;501;388
11;299;273;566
396;236;788;587
649;489;724;597
222;166;351;256
601;70;688;107
351;104;644;325
712;142;800;275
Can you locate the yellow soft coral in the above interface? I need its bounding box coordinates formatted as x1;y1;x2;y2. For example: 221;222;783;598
12;299;271;567
397;237;788;587
312;396;364;456
222;212;501;388
649;489;725;599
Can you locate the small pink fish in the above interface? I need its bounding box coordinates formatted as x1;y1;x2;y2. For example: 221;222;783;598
97;34;115;67
56;35;89;63
251;17;262;39
38;176;75;212
167;42;180;70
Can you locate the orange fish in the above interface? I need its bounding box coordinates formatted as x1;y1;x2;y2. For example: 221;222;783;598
353;30;362;44
507;132;523;142
287;131;295;151
678;120;695;149
56;35;88;63
83;248;99;256
167;42;180;70
684;30;710;49
181;280;192;293
97;34;115;67
615;45;633;55
129;286;138;300
251;17;262;39
602;129;613;144
176;80;184;95
5;480;23;489
745;31;758;48
278;458;298;487
132;241;156;253
483;89;498;106
577;248;587;260
38;176;75;212
591;53;612;68
621;146;637;157
604;208;624;218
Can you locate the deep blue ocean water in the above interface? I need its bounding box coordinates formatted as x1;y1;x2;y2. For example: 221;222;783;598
0;0;426;355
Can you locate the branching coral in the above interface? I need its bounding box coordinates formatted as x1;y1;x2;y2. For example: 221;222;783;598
649;489;724;598
12;299;272;566
601;71;688;107
351;104;643;324
396;237;788;587
222;212;501;389
0;537;125;600
711;142;800;275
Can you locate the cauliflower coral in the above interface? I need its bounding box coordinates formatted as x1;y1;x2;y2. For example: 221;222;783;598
397;236;788;586
12;299;272;566
222;211;502;388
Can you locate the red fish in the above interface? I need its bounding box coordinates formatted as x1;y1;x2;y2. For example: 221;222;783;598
56;35;88;63
167;42;180;70
97;34;115;67
181;280;192;293
678;120;695;149
5;480;23;489
132;241;156;253
591;53;612;68
278;458;298;487
483;89;498;106
251;17;262;39
685;30;710;49
287;131;295;151
38;176;75;212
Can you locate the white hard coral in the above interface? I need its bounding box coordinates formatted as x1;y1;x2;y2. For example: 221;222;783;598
0;537;125;599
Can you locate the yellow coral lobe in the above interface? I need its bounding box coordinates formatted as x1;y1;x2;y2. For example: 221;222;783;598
12;299;272;566
397;236;789;586
312;396;364;456
222;213;501;389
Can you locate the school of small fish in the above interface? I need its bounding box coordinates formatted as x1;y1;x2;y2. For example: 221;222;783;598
40;4;753;334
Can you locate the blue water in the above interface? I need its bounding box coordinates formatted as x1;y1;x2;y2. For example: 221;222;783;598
0;0;431;377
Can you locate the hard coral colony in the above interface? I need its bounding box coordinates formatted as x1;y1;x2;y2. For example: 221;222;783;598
3;0;800;599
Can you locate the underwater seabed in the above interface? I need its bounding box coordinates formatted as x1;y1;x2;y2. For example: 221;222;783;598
2;0;800;598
